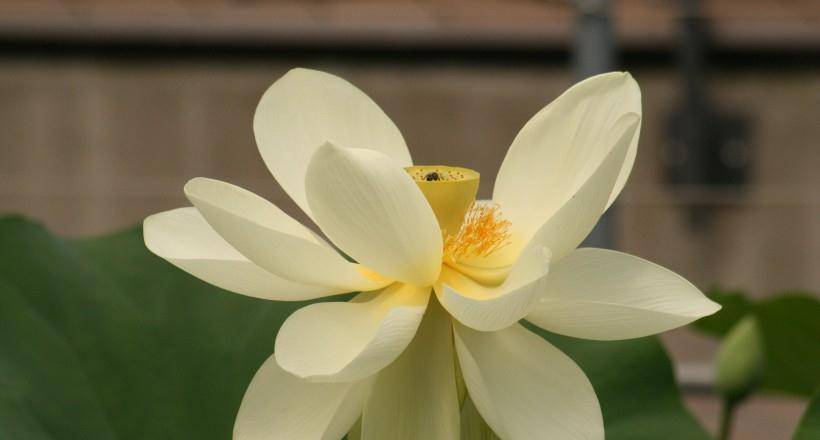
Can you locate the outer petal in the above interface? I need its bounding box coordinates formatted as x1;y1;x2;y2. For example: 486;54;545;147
184;177;389;292
362;299;459;439
275;283;430;383
436;245;551;332
305;143;442;286
527;248;721;340
233;353;368;440
514;114;639;262
143;207;335;301
493;72;641;241
453;323;603;440
254;68;411;217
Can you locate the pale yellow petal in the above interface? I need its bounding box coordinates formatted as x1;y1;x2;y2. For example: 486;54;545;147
305;143;442;286
527;248;721;340
254;68;411;217
511;113;639;262
362;299;459;439
143;207;336;301
233;353;367;440
185;177;389;292
493;72;641;243
454;323;603;440
275;283;430;383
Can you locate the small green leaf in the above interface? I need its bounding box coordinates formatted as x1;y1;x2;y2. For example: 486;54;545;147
715;316;764;402
754;295;820;397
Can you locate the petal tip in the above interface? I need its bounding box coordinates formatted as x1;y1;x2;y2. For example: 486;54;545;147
702;297;723;316
182;176;214;198
315;140;344;156
142;207;192;257
284;67;331;80
686;289;723;319
285;66;312;75
601;70;641;107
141;215;159;252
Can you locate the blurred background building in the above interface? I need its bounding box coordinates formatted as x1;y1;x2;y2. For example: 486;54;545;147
1;1;818;438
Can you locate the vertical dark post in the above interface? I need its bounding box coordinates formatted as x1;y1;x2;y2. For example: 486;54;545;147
573;0;615;79
574;0;617;248
678;0;709;187
664;0;751;226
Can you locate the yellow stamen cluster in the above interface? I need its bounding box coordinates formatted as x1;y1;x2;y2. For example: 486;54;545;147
444;202;511;264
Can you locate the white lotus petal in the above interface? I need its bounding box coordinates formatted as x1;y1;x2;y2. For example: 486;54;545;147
493;72;641;242
305;143;442;286
185;177;389;292
454;322;603;440
322;384;369;440
514;114;640;262
362;299;459;439
436;245;551;331
254;68;411;217
527;248;721;340
143;207;336;301
275;283;430;383
233;353;368;440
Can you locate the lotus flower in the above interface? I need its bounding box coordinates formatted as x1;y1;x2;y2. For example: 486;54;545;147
144;68;720;439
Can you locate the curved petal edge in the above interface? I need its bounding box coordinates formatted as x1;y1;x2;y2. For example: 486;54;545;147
275;283;430;383
143;207;337;301
254;68;411;218
454;322;603;440
527;248;721;340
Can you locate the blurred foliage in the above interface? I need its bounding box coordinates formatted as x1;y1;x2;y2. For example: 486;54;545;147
715;316;764;403
693;287;820;398
0;216;316;439
0;216;710;439
793;392;820;440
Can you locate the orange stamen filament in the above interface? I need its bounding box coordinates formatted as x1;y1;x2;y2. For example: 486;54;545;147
444;202;511;264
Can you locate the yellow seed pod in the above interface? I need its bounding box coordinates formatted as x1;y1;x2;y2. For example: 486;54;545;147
406;165;480;237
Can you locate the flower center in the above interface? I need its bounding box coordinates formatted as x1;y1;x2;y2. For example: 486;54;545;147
443;202;511;264
407;165;511;264
407;165;479;237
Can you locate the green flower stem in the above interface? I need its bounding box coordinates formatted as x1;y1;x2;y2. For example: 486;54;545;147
718;398;737;440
